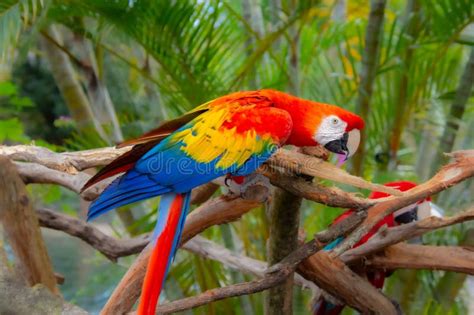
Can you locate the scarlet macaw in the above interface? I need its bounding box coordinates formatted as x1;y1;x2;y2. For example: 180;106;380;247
81;89;364;315
313;181;435;315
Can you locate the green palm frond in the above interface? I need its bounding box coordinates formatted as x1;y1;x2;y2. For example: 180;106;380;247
422;0;474;42
0;0;44;61
76;0;245;109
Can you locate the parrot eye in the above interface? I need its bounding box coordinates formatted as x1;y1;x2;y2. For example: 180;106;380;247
331;117;340;125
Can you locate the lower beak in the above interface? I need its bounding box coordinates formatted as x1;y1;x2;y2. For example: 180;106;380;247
324;133;349;159
323;129;361;160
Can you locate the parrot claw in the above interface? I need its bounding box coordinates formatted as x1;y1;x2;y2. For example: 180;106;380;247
225;173;272;202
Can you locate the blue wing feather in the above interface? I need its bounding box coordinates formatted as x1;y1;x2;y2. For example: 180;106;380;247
88;129;275;220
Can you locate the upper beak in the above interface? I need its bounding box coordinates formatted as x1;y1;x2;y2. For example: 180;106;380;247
324;129;361;160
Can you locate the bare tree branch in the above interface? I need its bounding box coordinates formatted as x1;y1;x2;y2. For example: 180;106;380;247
365;243;474;275
340;207;474;264
0;145;128;173
269;150;402;195
37;208;148;262
298;252;398;314
152;270;292;315
184;236;316;289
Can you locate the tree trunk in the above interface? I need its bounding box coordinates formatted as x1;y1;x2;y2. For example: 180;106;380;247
0;157;59;295
387;0;421;171
40;25;107;141
73;28;124;144
351;0;387;176
264;189;302;315
432;47;474;174
241;0;266;89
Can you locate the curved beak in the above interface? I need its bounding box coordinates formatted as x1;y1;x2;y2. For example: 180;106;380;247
324;129;361;160
394;201;443;225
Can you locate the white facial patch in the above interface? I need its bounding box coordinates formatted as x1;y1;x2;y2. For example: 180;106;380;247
314;115;347;145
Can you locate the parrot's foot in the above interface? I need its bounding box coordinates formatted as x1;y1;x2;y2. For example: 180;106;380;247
225;173;272;202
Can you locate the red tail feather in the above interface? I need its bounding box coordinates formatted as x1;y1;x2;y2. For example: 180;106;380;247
137;194;184;315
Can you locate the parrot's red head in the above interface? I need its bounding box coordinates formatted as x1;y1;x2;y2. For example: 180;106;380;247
263;90;364;159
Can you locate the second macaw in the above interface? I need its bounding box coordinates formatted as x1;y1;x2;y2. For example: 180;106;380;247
313;181;435;315
81;89;364;315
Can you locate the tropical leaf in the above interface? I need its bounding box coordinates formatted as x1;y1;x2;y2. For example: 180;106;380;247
0;0;44;61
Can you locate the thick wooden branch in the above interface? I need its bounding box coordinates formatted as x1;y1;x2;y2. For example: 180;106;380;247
17;158;376;209
153;270;292;315
0;145;129;173
14;162;102;201
0;157;59;295
298;252;397;314
269;150;401;195
365;243;474;275
262;167;372;209
37;208;148;262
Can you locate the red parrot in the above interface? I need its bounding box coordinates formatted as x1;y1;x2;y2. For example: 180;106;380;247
81;89;364;315
313;181;435;315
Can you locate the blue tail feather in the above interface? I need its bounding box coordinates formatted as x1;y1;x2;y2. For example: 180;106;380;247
87;170;170;221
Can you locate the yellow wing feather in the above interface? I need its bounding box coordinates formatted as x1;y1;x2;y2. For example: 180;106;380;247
169;105;273;169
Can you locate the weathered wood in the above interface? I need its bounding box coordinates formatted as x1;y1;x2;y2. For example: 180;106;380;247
366;243;474;275
298;252;397;314
0;157;59;295
0;240;87;315
265;188;302;315
38;208;148;262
